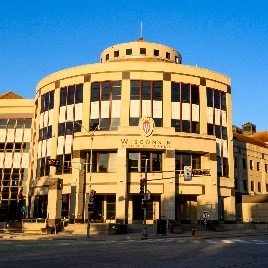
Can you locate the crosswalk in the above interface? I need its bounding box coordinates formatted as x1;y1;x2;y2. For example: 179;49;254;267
120;237;268;245
1;237;268;250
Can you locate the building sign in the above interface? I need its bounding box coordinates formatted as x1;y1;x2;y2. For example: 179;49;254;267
121;138;171;149
184;166;192;181
139;116;155;137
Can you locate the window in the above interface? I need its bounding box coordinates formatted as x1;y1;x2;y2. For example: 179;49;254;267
171;82;200;133
258;182;261;192
106;195;116;219
90;81;121;131
126;49;132;55
257;162;261;171
41;91;54;112
250;181;254;192
129;80;163;127
55;154;72;175
234;157;237;168
266;183;268;192
140;48;146;54
114;50;119;57
88;152;117;173
175;152;201;172
128;151;162;172
265;164;268;173
243;180;248;191
58;120;82;137
250;160;254;170
154;49;159;56
223;158;229;177
60;84;83;107
242;158;247;169
166;52;170;59
36;157;50;177
106;54;109;61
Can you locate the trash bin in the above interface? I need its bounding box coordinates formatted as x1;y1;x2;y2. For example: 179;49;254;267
157;219;166;235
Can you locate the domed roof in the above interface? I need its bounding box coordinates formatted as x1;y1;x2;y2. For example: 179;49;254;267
100;38;182;64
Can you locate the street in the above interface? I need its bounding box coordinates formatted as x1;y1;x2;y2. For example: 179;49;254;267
0;234;268;267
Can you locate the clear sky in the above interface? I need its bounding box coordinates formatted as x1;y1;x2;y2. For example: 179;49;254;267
0;0;267;131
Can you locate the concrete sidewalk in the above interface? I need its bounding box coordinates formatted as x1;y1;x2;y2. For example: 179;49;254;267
1;227;268;242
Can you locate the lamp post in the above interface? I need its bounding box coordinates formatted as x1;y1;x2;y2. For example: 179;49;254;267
72;121;100;238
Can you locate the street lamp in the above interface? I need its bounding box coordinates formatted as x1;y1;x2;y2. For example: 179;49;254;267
71;121;100;237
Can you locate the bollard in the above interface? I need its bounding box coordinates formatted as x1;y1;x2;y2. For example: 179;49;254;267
191;226;196;235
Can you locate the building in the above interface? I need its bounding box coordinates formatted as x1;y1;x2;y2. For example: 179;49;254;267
27;37;234;226
0;91;34;221
233;123;268;223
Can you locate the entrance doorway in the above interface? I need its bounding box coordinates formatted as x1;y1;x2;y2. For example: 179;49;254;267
176;195;197;224
132;195;155;222
91;195;104;222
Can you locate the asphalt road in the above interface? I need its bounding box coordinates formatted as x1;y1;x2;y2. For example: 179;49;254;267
0;235;268;267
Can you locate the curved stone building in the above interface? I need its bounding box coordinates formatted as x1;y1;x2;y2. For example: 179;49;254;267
30;38;234;226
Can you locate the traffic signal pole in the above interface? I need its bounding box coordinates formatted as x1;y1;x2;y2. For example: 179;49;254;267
142;159;148;238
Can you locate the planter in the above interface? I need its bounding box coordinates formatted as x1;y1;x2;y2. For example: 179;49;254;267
107;223;128;235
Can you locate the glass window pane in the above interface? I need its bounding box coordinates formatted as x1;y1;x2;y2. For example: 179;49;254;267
100;118;109;131
191;85;199;104
126;48;132;55
99;153;108;172
182;120;190;133
172;119;180;132
91;83;100;102
75;84;83;104
128;152;139;172
109;153;117;172
171;82;180;102
181;84;190;103
130;81;140;100
25;119;32;128
142;81;151;100
111;118;120;130
182;154;191;168
206;88;213;107
0;119;7;129
67;86;75;105
60;87;67;106
214;90;220;109
49;91;54;109
152;152;162;171
221;93;226;111
192;154;201;169
141;152;150;172
102;82;110;101
153;81;162;101
129;118;139;126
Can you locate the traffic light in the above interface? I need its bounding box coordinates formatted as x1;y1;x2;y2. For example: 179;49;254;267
47;159;61;167
140;178;146;194
90;190;96;203
88;190;96;213
88;203;94;213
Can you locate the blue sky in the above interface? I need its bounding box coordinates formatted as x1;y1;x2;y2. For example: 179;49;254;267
0;0;267;131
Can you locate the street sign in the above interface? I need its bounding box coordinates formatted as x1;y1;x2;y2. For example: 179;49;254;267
202;211;208;219
184;166;192;181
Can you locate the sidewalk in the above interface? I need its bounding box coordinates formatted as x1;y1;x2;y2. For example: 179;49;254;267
1;227;268;242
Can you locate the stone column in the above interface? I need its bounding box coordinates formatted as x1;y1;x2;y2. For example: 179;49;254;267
47;178;63;227
115;148;128;223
